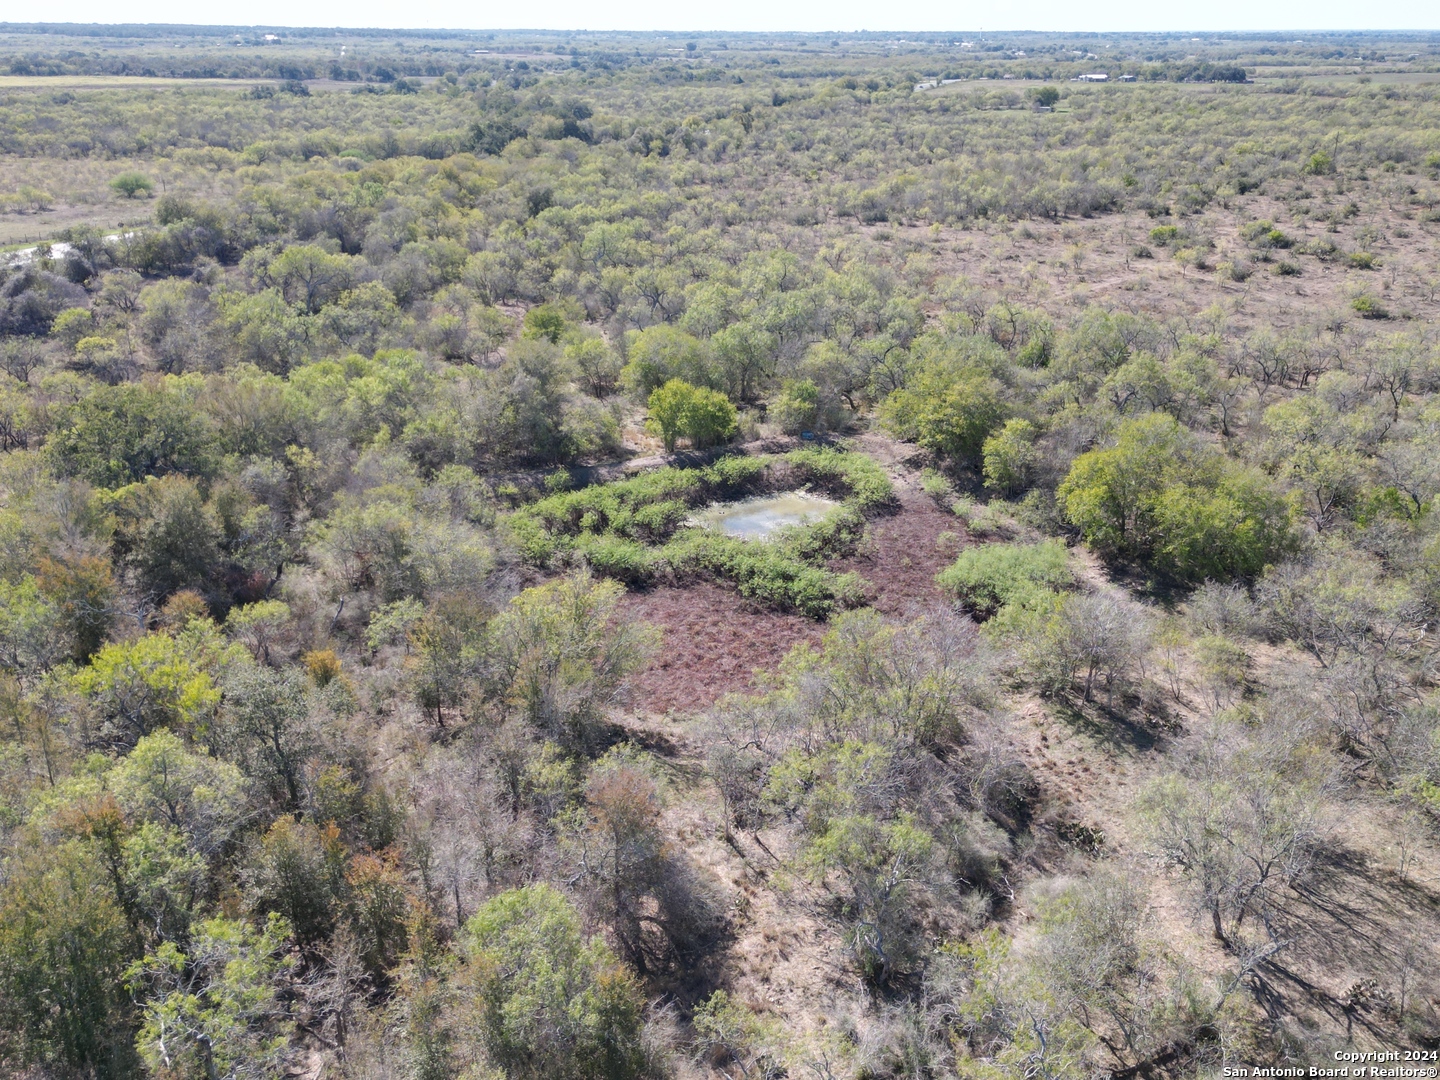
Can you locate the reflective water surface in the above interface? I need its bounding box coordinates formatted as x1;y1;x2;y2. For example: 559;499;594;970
690;491;840;540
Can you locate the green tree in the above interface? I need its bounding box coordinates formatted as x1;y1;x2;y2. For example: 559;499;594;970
766;740;934;984
644;379;693;453
110;171;154;198
109;475;225;602
568;756;669;971
127;914;295;1080
523;303;571;344
50;305;95;349
0;841;140;1078
405;597;488;729
982;418;1040;494
217;289;314;375
36;555;116;663
1149;470;1296;582
711;321;775;402
807;811;933;984
644;379;736;453
1058;413;1294;581
110;729;250;862
242;818;347;947
224;600;291;665
463;884;649;1080
680;385;738;450
47;383;219;488
265;244;358;314
622;325;716;397
880;363;1004;466
0;576;65;677
566;334;624;398
72;632;222;749
220;665;316;812
490;575;657;750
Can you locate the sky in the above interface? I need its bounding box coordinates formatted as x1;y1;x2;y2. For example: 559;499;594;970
17;0;1440;33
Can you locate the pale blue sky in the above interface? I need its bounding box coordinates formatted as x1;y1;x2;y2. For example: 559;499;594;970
19;0;1440;33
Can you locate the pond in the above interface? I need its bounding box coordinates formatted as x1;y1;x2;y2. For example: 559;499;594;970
690;491;841;540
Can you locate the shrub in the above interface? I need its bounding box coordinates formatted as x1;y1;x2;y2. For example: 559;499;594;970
1351;292;1388;319
936;540;1073;620
881;364;1004;467
770;377;822;434
645;379;737;452
982;418;1040;494
464;885;650;1079
110;171;153;198
693;991;782;1078
1057;413;1295;582
920;467;955;506
1148;225;1180;245
1173;247;1208;271
785;447;893;511
666;529;862;618
1021;591;1154;702
303;648;342;687
705;454;768;495
1239;220;1292;249
1298;237;1341;260
575;535;660;584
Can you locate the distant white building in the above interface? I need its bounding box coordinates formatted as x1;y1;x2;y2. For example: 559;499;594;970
1076;72;1109;82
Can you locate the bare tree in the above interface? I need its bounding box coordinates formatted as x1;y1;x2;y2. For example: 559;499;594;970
1140;722;1338;947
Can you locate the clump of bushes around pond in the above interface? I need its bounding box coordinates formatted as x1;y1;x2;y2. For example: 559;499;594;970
505;449;892;617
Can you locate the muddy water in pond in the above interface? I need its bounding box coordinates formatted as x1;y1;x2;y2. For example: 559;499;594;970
691;491;840;540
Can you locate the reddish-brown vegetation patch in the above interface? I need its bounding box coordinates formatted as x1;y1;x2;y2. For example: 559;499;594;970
618;473;965;715
618;581;823;715
832;487;963;616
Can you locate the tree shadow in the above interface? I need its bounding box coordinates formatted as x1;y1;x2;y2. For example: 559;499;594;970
1244;840;1440;1045
1049;695;1168;755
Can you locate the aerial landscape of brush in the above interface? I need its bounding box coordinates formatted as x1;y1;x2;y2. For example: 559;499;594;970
0;20;1438;1080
